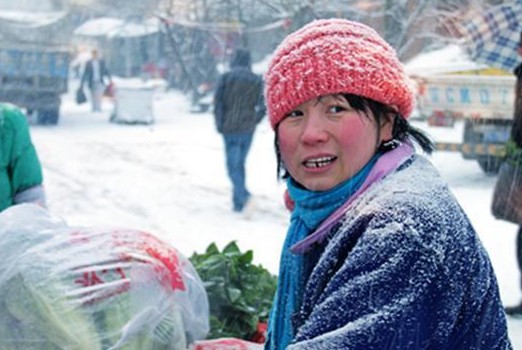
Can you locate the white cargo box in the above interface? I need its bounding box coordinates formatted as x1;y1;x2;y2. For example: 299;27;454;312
110;78;166;124
414;74;516;120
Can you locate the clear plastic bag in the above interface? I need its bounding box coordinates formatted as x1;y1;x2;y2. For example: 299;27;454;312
0;204;209;350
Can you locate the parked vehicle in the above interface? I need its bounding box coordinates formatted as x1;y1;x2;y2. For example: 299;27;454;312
407;45;515;174
0;1;72;125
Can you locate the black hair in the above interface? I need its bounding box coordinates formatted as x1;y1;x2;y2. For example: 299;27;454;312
274;93;435;179
230;49;252;69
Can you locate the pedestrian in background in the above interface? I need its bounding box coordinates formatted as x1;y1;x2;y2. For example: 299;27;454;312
497;31;522;317
264;19;511;349
213;49;265;215
0;103;46;211
80;49;112;113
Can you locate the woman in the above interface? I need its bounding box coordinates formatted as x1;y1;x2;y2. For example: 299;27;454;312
264;19;511;349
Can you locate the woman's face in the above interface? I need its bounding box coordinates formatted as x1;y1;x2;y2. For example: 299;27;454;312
277;94;393;191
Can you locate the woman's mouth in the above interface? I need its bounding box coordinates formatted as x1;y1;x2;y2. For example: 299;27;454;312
303;156;337;168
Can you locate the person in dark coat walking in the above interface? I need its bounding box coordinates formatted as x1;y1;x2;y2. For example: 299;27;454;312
213;49;265;214
263;19;511;349
80;49;112;112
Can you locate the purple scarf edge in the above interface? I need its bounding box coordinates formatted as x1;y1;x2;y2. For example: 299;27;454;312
290;142;414;254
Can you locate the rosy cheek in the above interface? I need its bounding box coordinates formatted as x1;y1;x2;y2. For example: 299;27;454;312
278;129;297;164
337;118;366;143
336;117;377;160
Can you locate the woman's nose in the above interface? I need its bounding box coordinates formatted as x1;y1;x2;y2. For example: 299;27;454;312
300;113;329;144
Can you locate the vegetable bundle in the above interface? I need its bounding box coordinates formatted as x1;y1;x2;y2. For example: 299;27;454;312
189;241;277;341
0;204;209;349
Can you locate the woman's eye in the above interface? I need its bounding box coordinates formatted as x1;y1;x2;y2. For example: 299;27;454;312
285;110;303;118
328;105;347;113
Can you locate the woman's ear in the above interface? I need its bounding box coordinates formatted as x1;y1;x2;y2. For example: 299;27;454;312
379;112;396;142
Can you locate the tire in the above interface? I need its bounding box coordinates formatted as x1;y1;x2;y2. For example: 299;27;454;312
462;120;482;160
199;103;210;113
36;108;59;125
477;156;503;175
463;120;480;142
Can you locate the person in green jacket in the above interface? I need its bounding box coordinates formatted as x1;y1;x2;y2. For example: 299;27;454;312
0;104;46;211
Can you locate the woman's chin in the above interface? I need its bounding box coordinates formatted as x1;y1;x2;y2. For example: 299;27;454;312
300;178;339;192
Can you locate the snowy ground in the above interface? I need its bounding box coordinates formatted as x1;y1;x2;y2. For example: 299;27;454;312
30;78;522;347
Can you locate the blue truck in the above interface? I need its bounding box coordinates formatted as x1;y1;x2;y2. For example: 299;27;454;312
0;4;72;124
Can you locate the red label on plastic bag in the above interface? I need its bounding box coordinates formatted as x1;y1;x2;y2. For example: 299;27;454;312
102;229;187;292
133;230;186;291
71;229;186;304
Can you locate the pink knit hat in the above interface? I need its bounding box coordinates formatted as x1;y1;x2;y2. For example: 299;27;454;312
264;18;414;129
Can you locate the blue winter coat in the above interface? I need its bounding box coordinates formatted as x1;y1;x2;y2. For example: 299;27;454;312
287;155;511;349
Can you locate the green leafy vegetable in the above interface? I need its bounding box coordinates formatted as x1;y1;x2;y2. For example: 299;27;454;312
189;241;277;340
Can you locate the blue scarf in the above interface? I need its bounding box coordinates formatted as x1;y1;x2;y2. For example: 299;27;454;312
265;156;379;350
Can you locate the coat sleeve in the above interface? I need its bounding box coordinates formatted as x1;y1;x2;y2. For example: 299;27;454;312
7;108;45;206
13;185;46;207
255;77;266;124
289;202;510;350
213;74;226;133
